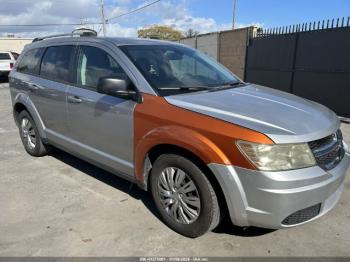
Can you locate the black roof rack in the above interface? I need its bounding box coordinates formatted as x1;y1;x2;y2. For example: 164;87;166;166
32;28;97;43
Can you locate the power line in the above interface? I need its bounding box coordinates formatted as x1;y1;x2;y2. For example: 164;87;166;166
0;22;101;27
0;23;78;27
107;0;161;22
0;0;162;28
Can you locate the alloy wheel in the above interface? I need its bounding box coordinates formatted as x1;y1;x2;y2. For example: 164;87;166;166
21;117;36;150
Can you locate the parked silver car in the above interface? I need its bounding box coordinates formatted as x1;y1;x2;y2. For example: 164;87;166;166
9;31;350;238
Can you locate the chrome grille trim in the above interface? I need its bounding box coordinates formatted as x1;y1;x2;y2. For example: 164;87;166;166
309;129;345;171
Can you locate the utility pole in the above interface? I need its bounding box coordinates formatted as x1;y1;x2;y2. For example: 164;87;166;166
100;0;107;36
232;0;237;29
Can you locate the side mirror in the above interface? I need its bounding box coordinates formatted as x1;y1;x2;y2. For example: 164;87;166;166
97;77;142;103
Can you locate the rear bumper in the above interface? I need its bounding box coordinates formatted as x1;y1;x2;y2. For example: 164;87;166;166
208;145;350;229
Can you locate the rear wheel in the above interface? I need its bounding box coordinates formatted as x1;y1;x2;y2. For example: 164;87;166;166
150;154;220;238
18;110;50;157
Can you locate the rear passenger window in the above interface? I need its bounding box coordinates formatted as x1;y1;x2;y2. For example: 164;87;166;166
77;46;128;89
0;53;11;60
17;48;44;75
40;46;74;83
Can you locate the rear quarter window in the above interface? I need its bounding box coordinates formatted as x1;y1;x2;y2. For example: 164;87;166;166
0;53;11;60
17;48;44;75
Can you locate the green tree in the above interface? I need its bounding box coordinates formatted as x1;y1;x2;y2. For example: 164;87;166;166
138;25;184;41
185;28;199;38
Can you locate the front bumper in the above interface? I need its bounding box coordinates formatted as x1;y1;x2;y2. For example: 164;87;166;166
208;146;350;229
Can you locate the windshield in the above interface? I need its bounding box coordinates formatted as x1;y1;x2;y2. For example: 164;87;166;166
120;44;241;96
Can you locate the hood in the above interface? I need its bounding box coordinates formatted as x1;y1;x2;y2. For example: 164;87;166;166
165;84;340;144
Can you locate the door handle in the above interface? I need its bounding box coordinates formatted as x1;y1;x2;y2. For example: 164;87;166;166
27;83;39;91
67;95;83;104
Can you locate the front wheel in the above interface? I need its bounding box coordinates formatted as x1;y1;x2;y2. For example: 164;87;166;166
150;154;220;238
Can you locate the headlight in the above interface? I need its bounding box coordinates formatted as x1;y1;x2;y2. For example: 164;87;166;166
236;140;316;171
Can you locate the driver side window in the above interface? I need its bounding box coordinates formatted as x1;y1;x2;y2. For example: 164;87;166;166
77;46;128;89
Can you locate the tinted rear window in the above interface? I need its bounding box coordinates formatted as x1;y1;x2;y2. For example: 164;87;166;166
17;48;44;74
40;46;74;83
0;53;11;60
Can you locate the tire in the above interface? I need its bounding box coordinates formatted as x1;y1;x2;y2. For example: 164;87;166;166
150;154;220;238
18;110;50;157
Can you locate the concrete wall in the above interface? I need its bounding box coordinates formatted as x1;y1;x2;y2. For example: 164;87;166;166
180;27;256;80
219;27;252;79
196;33;219;60
0;38;33;53
179;37;196;49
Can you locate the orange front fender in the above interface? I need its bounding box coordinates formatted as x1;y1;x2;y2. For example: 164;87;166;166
134;125;231;182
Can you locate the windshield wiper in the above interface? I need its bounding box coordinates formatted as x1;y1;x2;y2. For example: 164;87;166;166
158;85;212;91
209;81;245;91
218;80;244;87
158;82;245;92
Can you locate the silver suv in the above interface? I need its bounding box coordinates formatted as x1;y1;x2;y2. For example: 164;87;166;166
9;32;350;238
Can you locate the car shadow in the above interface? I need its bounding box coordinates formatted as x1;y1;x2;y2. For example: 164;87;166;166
213;217;275;237
50;148;276;238
50;148;161;221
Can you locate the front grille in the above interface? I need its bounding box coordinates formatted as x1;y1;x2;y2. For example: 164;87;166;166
282;203;321;225
309;129;345;171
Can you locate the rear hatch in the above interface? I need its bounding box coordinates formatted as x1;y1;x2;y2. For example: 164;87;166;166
0;52;13;71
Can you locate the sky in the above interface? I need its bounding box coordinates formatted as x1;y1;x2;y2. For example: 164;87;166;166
0;0;349;37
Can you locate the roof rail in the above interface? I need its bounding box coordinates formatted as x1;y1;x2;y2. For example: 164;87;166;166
32;28;97;43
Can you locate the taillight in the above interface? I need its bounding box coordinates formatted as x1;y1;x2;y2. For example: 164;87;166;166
10;63;14;69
